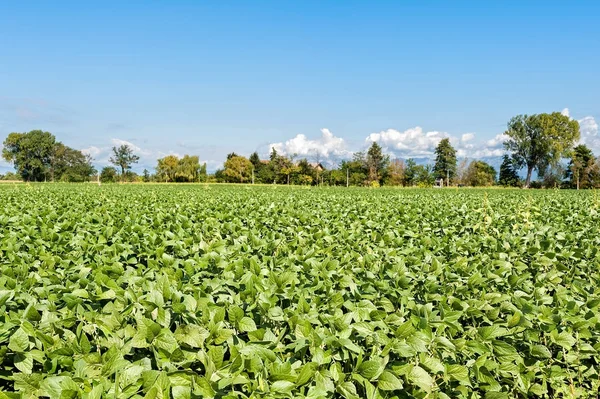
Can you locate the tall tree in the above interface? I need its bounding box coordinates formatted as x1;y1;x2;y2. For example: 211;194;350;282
566;144;596;189
503;112;580;187
176;155;203;182
110;145;140;181
384;159;405;186
465;160;496;186
433;138;457;186
156;155;179;182
52;145;95;182
498;155;520;187
223;155;253;183
2;130;56;181
366;142;389;184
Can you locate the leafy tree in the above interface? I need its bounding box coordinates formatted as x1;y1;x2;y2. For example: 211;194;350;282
2;130;56;181
0;171;18;181
109;145;140;181
455;158;469;186
504;112;580;187
433;138;457;186
249;152;261;168
100;166;118;183
384;159;405;186
465;160;496;186
156;155;179;182
142;169;151;182
366;142;389;184
403;159;419;186
404;159;434;186
498;155;520;187
566;144;597;189
175;155;203;182
223;155;253;183
50;143;95;182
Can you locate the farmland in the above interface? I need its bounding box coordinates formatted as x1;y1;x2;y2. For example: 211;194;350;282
1;185;600;398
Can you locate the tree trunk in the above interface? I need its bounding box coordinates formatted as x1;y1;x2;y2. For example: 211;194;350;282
524;166;533;188
577;172;580;190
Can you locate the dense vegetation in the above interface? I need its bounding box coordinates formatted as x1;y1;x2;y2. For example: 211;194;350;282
4;111;600;188
1;184;600;398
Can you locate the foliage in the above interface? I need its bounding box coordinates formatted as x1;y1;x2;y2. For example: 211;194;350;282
498;155;520;187
465;160;496;186
504;113;580;187
384;160;405;186
1;131;92;182
156;155;207;183
565;144;599;189
366;142;389;185
0;171;19;181
433;138;457;183
223;155;253;183
100;166;119;183
1;185;600;398
404;159;435;186
109;145;140;180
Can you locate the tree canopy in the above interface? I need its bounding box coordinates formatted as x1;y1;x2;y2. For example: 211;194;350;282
504;112;580;187
433;138;457;185
110;145;140;180
498;155;520;187
2;130;94;182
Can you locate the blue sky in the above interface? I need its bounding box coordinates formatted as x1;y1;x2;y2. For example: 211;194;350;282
1;1;599;172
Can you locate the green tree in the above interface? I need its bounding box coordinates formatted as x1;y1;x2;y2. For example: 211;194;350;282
403;158;417;186
142;169;151;182
366;142;389;184
47;143;95;182
566;144;596;189
176;155;202;182
384;159;405;186
498;155;520;187
465;160;496;186
2;130;56;181
110;145;140;181
433;138;457;186
100;166;118;183
504;112;580;187
223;155;253;183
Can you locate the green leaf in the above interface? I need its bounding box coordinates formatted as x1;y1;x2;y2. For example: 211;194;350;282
531;344;552;359
238;317;257;332
357;360;382;380
445;364;470;386
336;381;360;399
409;366;433;392
377;370;403;391
174;325;209;348
8;328;29;353
14;353;33;374
478;325;508;341
271;380;295;393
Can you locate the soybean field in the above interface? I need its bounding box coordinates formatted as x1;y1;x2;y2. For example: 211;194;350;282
1;184;600;398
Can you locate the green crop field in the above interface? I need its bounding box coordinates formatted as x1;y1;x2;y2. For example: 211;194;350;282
1;184;600;398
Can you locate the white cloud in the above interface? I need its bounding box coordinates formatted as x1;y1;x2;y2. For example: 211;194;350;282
269;128;349;160
579;116;599;152
461;133;475;142
81;146;103;157
365;127;449;157
561;108;570;117
364;126;510;160
111;138;152;156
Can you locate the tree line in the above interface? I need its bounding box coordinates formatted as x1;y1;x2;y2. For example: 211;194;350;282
2;111;599;188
